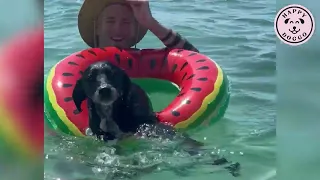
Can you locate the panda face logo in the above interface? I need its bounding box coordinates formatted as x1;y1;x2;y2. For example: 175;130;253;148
274;4;315;46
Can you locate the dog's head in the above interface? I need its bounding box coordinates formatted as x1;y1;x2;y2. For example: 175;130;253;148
72;61;131;112
284;18;304;34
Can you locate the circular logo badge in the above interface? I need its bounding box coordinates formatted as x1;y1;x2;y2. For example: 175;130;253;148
274;4;315;46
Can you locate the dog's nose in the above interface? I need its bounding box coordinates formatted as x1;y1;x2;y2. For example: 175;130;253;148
99;87;112;96
293;26;296;30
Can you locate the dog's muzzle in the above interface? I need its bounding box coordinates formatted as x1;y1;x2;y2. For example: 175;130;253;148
94;85;118;104
99;87;112;99
289;27;300;34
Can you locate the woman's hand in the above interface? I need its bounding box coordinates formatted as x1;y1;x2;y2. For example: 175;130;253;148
126;0;199;52
126;0;155;28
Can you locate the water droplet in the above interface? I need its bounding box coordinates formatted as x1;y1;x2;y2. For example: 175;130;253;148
85;128;93;136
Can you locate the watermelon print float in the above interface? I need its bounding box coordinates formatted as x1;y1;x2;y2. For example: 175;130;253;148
44;47;230;136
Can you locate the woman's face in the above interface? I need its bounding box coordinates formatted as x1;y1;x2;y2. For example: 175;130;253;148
96;4;137;48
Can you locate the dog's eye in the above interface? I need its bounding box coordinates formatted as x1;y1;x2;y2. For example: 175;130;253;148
290;21;293;24
86;76;96;82
295;21;299;24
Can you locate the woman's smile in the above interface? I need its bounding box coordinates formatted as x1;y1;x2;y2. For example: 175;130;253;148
110;37;124;42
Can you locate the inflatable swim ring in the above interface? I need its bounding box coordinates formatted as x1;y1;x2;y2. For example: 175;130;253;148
0;26;43;159
44;47;230;136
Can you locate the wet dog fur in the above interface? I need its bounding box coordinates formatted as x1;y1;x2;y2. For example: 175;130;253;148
71;61;240;176
72;61;201;143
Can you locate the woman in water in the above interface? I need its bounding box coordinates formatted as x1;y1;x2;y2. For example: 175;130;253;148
78;0;199;52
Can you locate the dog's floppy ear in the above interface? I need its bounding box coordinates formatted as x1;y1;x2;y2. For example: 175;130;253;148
72;78;86;112
284;18;290;24
299;18;304;24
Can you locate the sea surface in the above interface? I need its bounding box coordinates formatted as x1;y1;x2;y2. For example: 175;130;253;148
44;0;276;179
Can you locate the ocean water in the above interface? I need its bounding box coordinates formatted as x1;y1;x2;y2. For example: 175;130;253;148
44;0;276;179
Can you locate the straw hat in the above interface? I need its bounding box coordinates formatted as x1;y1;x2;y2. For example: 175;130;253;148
78;0;148;48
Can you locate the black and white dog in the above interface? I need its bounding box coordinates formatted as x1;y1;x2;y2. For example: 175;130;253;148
71;61;240;176
72;61;200;144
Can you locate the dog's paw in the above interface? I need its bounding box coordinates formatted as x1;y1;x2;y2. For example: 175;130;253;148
211;157;241;177
212;157;229;165
225;162;241;177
